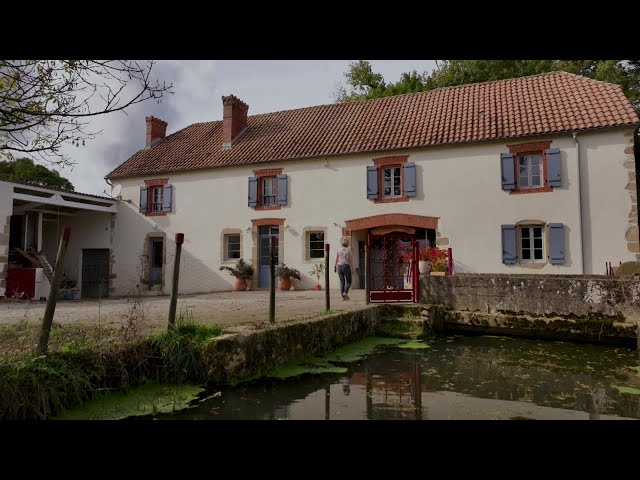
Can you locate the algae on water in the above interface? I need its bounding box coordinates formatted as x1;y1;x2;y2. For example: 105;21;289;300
398;340;431;350
321;337;407;363
55;384;205;420
268;363;348;379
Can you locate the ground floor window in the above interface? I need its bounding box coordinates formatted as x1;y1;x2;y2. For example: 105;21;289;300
520;225;544;262
307;231;325;260
225;234;241;260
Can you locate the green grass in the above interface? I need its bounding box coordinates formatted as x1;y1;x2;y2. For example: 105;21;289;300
54;384;205;420
613;385;640;395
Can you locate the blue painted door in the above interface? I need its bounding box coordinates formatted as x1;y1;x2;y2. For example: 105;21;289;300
149;238;163;283
258;226;279;288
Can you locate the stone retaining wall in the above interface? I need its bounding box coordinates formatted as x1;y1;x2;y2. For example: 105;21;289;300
420;273;640;322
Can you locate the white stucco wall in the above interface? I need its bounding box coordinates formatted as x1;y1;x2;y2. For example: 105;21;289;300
0;181;14;297
110;128;637;295
41;211;113;298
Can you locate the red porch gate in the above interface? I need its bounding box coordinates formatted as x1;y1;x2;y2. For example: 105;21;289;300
368;232;418;303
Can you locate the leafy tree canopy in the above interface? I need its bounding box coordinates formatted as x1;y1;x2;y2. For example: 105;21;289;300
0;157;74;191
334;60;640;113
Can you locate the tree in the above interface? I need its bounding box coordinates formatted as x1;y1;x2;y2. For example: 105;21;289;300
0;157;75;191
0;60;173;165
334;60;640;112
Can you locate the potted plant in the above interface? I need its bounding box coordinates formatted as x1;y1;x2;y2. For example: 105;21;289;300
424;247;448;276
219;258;254;291
309;263;325;290
140;277;163;291
276;263;301;291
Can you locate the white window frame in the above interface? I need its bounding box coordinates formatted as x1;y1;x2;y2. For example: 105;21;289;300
382;166;402;198
517;153;543;190
519;225;545;263
262;177;277;206
152;186;164;212
224;234;241;261
307;231;325;260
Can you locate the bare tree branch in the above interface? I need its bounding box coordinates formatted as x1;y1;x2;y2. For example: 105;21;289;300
0;60;174;165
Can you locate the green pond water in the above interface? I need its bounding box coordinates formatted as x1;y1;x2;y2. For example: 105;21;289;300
71;335;640;420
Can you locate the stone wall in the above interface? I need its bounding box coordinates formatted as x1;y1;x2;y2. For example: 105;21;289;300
202;306;386;384
420;273;640;322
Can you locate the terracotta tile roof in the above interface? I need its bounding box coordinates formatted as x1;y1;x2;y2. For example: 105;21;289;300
106;72;639;179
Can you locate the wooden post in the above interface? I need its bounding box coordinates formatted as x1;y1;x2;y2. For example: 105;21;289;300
167;233;184;330
325;243;330;312
37;227;71;355
269;236;276;324
364;244;370;305
447;247;453;276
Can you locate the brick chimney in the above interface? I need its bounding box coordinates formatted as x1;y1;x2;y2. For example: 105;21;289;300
146;116;168;148
222;95;249;148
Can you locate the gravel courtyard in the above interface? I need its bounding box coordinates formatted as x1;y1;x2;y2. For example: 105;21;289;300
0;289;367;333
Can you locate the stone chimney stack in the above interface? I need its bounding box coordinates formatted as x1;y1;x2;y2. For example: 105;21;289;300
222;95;249;148
145;116;168;148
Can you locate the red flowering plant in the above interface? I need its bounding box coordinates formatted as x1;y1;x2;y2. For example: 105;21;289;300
420;247;449;272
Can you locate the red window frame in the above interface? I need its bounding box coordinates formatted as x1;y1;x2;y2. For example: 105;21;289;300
372;155;410;204
144;178;168;216
254;168;282;211
508;141;553;194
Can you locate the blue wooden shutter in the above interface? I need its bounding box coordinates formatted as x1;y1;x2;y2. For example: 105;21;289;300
500;153;515;190
501;224;517;264
548;223;565;264
546;148;562;187
367;166;378;200
404;162;416;197
139;187;148;213
248;177;258;207
162;185;173;212
277;174;288;206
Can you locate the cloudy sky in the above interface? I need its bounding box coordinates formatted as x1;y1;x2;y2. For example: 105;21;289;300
57;60;437;195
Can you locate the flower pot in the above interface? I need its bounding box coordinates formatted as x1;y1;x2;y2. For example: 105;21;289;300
418;260;431;274
234;278;248;291
278;276;292;291
430;271;446;276
314;284;322;291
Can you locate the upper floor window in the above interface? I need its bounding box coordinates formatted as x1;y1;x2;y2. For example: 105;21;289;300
152;186;164;212
382;166;402;198
248;168;288;210
262;176;277;206
139;179;172;216
517;153;542;190
500;142;561;194
367;156;416;203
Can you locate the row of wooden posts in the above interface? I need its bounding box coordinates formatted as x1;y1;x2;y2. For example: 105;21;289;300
36;230;370;355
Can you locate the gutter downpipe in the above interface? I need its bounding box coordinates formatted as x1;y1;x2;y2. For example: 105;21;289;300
572;131;585;274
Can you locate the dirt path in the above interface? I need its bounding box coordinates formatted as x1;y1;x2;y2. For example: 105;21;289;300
0;289;367;333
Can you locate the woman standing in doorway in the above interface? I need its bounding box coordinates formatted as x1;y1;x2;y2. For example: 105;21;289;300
334;238;354;300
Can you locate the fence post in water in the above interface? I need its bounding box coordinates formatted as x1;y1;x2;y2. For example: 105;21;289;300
364;244;370;305
37;226;71;355
168;233;184;330
269;236;276;324
325;243;330;312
